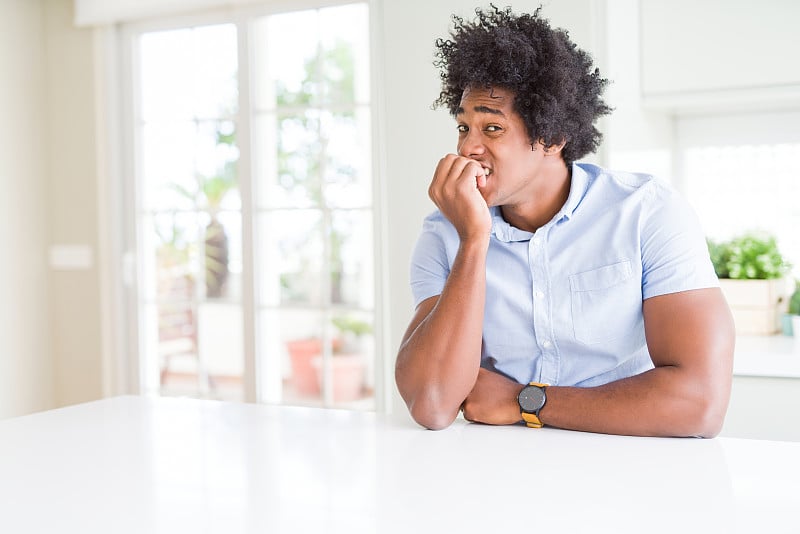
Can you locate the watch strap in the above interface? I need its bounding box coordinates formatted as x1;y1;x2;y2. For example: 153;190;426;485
521;412;543;428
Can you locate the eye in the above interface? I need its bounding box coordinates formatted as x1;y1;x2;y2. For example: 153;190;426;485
457;124;468;133
485;125;502;133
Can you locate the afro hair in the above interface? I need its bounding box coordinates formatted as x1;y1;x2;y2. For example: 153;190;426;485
433;5;612;165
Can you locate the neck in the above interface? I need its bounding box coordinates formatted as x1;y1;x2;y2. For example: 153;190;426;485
500;161;571;233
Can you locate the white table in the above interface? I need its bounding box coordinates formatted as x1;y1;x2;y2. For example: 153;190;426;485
1;396;798;533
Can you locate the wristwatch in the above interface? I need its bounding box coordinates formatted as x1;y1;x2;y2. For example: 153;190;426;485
517;382;548;428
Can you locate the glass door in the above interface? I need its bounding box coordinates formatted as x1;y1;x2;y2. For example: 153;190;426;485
129;3;376;409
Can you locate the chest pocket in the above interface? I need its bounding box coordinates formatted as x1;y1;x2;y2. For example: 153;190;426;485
569;260;641;345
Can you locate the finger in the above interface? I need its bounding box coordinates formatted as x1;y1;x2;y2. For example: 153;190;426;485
455;160;487;191
474;164;488;189
431;156;474;202
429;154;463;201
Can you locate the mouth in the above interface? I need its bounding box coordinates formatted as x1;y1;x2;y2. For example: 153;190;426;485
483;167;492;177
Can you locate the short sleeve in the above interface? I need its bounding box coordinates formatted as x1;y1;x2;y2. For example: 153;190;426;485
640;182;719;300
409;213;456;308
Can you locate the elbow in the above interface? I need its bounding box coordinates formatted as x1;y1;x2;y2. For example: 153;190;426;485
396;366;460;430
405;392;459;431
681;346;734;439
690;403;726;438
683;384;731;439
411;408;457;431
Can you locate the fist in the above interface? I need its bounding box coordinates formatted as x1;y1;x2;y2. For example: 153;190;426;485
428;154;492;241
462;368;525;426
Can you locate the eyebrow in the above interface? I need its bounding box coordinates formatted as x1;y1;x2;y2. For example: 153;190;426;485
455;105;506;117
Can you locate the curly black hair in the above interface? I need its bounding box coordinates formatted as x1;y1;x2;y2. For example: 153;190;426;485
433;5;611;165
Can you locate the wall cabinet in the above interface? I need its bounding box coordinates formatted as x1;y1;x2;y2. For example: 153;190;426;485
640;0;800;110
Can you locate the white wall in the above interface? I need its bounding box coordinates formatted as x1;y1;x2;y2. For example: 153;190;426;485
0;0;54;418
603;0;673;181
0;0;102;420
44;0;104;408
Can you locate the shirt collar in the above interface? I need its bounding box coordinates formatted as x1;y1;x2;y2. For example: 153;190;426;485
490;207;532;242
490;163;592;243
559;162;591;221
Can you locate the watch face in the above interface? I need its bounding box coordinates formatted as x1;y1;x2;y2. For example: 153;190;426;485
518;385;546;413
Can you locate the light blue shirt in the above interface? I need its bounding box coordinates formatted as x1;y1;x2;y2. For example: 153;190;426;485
409;162;719;387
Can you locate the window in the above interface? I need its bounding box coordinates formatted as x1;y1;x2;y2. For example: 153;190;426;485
677;111;800;277
130;3;377;409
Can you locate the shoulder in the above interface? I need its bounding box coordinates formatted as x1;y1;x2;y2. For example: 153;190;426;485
576;162;661;192
576;163;688;210
413;210;460;258
421;210;458;237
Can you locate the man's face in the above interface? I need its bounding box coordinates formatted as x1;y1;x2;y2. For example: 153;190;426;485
455;86;547;207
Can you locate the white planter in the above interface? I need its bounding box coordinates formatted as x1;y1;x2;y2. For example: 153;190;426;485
719;278;792;335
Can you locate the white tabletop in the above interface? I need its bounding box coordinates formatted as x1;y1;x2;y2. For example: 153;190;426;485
1;396;798;533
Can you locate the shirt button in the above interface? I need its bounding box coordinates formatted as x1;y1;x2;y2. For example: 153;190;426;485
535;291;544;299
533;237;541;246
542;340;552;348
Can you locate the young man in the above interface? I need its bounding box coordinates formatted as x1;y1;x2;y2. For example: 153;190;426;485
395;6;734;436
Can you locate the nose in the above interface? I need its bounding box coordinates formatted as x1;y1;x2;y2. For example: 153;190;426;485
457;129;485;158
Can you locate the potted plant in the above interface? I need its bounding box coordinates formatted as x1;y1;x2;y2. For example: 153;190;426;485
708;233;792;335
317;316;372;403
170;125;238;299
287;315;372;402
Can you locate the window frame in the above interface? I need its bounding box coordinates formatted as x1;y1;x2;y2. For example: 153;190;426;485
116;0;390;411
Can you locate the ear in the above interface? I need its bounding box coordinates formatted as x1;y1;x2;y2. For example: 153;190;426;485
542;139;567;156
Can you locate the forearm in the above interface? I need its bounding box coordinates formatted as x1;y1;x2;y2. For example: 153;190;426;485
540;364;730;437
396;237;489;429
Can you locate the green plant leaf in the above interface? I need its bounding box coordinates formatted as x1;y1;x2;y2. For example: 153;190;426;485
708;233;791;280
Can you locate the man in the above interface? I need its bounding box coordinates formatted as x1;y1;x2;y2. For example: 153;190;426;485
395;6;734;437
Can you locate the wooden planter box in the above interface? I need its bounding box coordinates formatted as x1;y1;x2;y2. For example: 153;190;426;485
719;278;791;335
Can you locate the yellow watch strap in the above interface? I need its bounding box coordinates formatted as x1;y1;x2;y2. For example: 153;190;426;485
521;412;543;428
